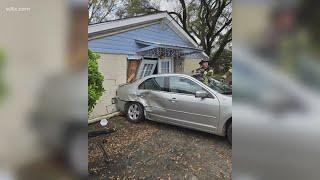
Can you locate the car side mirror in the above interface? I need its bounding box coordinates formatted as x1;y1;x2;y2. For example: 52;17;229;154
195;90;209;98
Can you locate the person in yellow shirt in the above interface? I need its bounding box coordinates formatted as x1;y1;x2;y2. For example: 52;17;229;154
192;59;214;85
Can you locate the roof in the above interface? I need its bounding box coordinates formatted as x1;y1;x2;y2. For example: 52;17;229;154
88;12;200;50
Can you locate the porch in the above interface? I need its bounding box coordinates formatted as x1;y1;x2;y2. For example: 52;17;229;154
126;39;206;83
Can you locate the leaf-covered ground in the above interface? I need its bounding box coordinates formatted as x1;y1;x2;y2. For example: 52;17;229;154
89;115;232;180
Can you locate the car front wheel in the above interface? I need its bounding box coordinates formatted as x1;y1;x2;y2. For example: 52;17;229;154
127;102;144;123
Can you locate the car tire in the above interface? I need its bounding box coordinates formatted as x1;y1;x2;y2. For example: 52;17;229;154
227;123;232;145
126;102;144;123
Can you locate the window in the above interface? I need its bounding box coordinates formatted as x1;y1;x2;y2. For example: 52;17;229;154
137;59;157;79
138;77;168;91
141;64;153;77
169;76;203;95
158;59;172;74
161;61;170;73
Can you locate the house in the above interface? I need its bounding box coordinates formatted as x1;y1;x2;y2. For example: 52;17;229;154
88;12;208;118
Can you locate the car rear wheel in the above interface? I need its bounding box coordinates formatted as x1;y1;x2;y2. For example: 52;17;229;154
127;102;144;123
227;123;232;145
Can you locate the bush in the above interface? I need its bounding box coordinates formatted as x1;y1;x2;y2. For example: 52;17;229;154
88;49;105;113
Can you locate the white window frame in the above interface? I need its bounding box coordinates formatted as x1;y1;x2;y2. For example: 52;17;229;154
158;59;173;74
137;59;157;79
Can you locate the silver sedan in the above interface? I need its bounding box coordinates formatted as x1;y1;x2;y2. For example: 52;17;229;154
115;74;232;143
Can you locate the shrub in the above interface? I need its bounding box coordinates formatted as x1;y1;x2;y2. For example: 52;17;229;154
88;49;105;113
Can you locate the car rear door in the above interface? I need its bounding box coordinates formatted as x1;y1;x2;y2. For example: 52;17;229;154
137;76;172;121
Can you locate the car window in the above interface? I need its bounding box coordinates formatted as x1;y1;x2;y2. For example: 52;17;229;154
169;76;203;95
138;77;167;91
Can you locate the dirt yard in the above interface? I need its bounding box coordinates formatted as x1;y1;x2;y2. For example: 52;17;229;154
89;115;232;180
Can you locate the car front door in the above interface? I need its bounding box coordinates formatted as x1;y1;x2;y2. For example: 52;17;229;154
165;76;220;133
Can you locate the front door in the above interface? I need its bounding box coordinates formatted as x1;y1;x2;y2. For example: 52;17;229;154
165;76;220;133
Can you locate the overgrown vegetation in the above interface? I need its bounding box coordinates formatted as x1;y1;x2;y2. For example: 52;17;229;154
88;49;105;113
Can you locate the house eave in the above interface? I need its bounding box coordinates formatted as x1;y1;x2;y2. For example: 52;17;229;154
89;13;168;36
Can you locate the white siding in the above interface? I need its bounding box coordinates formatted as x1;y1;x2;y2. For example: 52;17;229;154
90;53;127;119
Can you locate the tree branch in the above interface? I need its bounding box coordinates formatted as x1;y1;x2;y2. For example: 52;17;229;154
213;18;232;38
210;28;232;63
179;0;188;29
168;11;183;23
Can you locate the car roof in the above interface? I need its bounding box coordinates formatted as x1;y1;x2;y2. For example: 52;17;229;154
141;73;191;79
137;73;195;84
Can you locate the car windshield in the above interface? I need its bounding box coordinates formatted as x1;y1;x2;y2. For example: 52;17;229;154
207;78;232;95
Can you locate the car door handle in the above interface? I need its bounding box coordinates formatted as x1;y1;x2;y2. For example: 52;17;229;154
169;98;177;103
137;95;144;98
